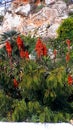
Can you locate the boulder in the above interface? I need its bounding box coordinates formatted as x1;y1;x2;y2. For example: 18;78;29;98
15;4;31;16
47;23;60;38
68;4;73;13
45;0;55;5
2;12;24;33
52;0;67;17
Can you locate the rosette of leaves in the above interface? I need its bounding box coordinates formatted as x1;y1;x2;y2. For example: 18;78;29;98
0;30;19;42
0;30;20;60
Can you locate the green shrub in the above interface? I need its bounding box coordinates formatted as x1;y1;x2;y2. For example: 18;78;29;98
0;90;12;118
28;101;41;115
12;99;27;122
68;12;73;17
57;17;73;41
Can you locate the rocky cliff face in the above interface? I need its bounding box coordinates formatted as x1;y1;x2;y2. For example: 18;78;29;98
12;0;55;5
0;0;72;39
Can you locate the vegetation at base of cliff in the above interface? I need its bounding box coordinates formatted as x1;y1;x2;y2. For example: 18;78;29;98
0;17;73;122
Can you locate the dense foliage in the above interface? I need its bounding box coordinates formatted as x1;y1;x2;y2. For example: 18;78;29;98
0;18;73;122
57;17;73;41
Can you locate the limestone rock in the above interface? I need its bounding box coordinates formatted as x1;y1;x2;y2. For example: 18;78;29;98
47;23;60;38
15;4;31;16
2;12;24;32
51;0;67;17
45;0;55;5
68;4;73;13
0;0;69;39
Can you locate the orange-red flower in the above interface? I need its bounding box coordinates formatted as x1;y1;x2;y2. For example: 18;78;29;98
66;52;70;63
35;38;44;58
35;38;43;51
42;44;48;56
37;49;43;58
66;39;70;46
13;79;18;88
66;39;70;50
20;50;25;58
35;38;48;58
68;75;73;86
53;49;57;58
16;35;24;50
24;50;29;59
20;50;29;59
5;41;12;56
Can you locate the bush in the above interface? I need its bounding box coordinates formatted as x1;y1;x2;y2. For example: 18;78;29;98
12;99;27;122
57;17;73;41
0;90;12;119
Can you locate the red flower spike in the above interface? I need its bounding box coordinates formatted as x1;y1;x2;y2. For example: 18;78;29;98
66;39;70;50
16;36;24;50
66;52;70;63
35;38;48;58
35;38;43;51
68;75;73;86
66;39;70;46
24;50;29;59
53;49;57;58
20;50;29;59
5;41;12;56
20;50;25;58
37;49;43;58
13;79;18;88
42;44;48;56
